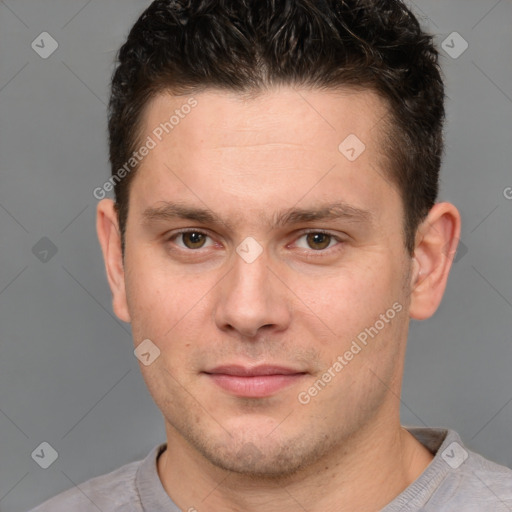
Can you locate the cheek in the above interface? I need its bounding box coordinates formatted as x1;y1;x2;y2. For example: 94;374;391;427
325;260;394;310
124;252;215;346
307;256;404;348
124;255;178;334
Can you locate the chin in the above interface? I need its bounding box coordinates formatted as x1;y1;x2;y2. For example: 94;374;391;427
193;431;328;480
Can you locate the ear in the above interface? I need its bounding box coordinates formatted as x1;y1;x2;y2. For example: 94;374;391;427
96;199;131;323
408;202;461;320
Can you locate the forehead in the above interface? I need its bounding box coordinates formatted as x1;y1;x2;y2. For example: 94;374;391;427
129;86;400;233
142;86;388;153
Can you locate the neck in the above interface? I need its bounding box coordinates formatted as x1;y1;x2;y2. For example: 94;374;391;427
157;418;434;512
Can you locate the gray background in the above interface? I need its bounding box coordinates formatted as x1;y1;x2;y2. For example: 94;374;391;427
0;1;511;510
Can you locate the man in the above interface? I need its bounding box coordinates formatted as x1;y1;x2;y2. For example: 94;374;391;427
30;0;512;510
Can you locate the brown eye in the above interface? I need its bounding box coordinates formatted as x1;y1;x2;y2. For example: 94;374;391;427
181;232;208;249
305;232;332;250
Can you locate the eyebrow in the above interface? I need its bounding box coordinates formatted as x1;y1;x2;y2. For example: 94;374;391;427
141;201;375;231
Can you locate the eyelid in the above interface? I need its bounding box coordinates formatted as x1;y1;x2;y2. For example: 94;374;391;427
167;227;346;256
167;228;216;248
291;229;345;251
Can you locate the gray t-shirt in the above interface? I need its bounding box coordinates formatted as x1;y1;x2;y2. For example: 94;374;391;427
28;427;512;511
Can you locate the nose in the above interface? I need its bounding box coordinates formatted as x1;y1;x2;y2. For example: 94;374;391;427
213;246;292;339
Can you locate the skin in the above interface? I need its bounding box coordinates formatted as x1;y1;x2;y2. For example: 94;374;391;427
97;86;461;512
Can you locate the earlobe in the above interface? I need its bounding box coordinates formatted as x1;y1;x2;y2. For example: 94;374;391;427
408;202;461;321
96;199;131;323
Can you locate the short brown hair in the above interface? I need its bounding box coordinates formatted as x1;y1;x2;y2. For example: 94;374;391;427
108;0;445;256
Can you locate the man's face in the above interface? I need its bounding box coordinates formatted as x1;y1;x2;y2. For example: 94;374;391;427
119;87;414;476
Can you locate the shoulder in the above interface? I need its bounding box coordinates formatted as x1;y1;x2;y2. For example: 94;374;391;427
397;427;512;512
27;454;148;512
424;430;512;511
433;448;512;511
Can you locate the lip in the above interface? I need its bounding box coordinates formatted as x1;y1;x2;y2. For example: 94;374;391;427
203;365;307;398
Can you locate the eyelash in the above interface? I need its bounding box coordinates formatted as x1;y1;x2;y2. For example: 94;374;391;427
166;228;345;257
